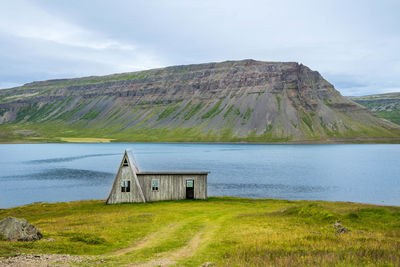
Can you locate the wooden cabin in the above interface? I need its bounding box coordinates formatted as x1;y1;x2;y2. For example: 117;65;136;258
106;150;208;204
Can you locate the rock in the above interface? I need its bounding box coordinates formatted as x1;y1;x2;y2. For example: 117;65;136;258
201;263;215;267
336;227;348;234
281;208;287;213
1;60;398;143
334;221;342;228
0;217;43;241
43;238;55;242
334;221;349;234
0;254;92;266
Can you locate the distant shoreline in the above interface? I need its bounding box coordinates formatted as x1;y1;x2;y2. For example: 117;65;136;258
1;137;400;144
3;197;399;210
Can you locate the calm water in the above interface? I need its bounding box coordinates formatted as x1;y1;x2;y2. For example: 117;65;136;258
0;143;399;208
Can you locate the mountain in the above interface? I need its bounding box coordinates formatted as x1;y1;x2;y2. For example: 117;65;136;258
348;93;400;125
0;60;399;143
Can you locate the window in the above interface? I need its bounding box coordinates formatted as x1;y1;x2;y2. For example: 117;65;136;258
121;180;130;192
152;179;159;191
186;180;194;188
123;158;129;167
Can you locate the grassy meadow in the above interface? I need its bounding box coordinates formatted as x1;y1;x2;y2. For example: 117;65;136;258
1;121;400;144
0;197;399;266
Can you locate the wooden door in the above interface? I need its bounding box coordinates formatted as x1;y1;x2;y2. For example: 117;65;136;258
186;180;194;199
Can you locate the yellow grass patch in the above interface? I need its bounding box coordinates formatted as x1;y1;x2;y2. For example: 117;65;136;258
57;137;115;143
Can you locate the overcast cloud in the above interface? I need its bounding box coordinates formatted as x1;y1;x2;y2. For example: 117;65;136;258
0;0;399;96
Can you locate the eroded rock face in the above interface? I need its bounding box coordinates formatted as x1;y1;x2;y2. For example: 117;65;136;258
0;217;43;241
0;60;399;142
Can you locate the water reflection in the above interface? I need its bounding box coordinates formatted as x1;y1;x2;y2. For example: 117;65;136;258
25;153;119;164
1;168;113;182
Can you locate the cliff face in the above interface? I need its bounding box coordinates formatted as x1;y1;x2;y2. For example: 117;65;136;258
0;59;399;142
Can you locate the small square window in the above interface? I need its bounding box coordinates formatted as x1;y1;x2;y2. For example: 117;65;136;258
186;180;193;188
121;180;130;192
152;179;159;191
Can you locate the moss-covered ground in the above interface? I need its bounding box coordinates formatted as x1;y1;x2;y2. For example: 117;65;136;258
0;197;399;266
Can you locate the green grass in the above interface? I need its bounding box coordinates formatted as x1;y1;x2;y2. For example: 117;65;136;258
19;72;150;89
173;100;192;119
0;120;399;144
276;95;281;112
243;108;253;120
0;198;399;266
375;110;400;125
201;100;223;119
15;104;39;122
223;105;234;118
184;102;203;120
157;104;180;120
106;107;122;121
301;111;314;132
81;108;102;120
352;99;400;125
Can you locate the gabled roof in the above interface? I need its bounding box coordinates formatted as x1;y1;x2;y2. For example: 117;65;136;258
126;149;140;173
125;149;146;202
106;149;146;203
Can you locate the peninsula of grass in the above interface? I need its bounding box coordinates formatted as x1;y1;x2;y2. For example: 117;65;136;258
0;197;399;266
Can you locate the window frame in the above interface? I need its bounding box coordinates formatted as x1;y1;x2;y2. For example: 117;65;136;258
151;179;159;191
186;180;194;188
121;180;131;192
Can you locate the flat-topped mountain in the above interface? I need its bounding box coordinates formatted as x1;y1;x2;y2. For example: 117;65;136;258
0;60;399;143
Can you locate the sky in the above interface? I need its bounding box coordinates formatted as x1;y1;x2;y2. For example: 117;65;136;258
0;0;399;96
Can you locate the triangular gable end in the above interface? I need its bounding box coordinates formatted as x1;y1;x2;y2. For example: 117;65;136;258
125;149;146;202
106;150;146;204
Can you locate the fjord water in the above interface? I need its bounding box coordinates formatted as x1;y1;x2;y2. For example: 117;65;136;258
0;143;399;208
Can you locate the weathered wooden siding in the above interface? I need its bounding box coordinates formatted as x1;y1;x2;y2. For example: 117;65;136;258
106;156;145;204
137;173;207;201
106;151;208;204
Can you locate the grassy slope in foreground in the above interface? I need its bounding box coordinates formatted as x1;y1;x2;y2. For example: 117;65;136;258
0;197;399;266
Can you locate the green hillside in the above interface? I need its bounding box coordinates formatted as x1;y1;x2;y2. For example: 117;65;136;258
1;60;399;143
349;93;400;125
